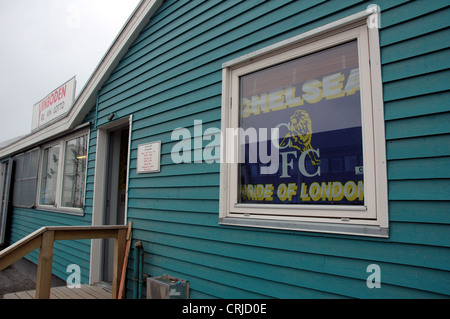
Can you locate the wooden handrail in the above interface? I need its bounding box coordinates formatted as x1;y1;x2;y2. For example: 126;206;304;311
0;224;130;299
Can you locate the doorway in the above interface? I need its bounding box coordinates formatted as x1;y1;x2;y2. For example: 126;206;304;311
102;126;129;282
90;116;131;285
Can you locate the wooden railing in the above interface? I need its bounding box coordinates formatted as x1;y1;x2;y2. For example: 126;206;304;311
0;225;130;299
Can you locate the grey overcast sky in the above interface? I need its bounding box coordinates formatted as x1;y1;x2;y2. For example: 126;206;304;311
0;0;140;143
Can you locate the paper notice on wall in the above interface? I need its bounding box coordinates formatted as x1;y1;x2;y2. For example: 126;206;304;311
137;141;161;173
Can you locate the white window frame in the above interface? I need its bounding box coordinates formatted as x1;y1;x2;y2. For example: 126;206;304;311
219;9;388;237
37;129;89;215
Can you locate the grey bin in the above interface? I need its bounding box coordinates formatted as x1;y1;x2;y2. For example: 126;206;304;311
147;274;190;299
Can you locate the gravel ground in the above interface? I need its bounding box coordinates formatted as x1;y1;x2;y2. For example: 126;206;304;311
0;258;66;299
0;263;37;298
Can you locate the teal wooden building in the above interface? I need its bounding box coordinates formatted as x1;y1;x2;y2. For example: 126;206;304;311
0;0;449;298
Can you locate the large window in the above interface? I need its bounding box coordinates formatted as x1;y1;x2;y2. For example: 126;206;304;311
38;131;88;214
220;11;388;237
238;41;363;207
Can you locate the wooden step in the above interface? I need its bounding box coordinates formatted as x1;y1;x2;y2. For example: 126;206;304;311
2;284;112;299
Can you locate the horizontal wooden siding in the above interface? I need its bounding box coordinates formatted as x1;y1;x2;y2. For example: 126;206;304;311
94;0;450;298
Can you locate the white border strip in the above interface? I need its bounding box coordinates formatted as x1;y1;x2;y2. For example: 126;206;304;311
220;217;389;238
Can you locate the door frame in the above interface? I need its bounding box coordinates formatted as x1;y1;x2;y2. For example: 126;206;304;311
90;115;132;284
0;158;13;246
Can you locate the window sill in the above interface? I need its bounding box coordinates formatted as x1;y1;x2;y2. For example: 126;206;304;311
36;205;84;217
219;216;389;238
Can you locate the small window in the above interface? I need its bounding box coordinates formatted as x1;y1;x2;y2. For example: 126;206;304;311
12;148;40;208
62;135;87;209
220;10;388;237
39;144;60;206
37;131;88;214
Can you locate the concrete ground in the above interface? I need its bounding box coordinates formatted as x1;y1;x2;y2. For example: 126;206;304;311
0;263;36;298
0;258;66;298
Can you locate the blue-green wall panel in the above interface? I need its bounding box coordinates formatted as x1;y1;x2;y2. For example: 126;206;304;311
91;0;450;298
7;207;92;284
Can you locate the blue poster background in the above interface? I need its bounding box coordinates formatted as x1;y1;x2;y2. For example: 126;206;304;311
238;68;364;205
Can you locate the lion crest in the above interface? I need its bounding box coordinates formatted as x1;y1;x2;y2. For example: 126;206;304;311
280;109;320;165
